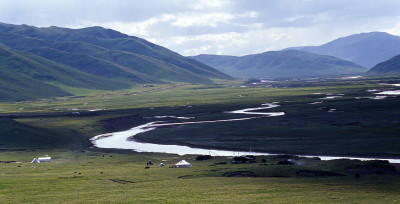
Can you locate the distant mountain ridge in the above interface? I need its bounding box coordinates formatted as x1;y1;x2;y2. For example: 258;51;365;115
0;23;232;101
286;32;400;68
190;50;367;78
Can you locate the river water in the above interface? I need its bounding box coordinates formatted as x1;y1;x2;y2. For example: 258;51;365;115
90;103;400;163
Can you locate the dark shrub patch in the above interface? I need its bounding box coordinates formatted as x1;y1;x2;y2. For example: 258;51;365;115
196;155;212;160
296;170;345;177
222;171;258;177
346;160;398;175
277;160;294;165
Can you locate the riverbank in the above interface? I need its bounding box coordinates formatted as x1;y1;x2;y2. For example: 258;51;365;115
91;120;400;163
92;103;400;163
91;91;400;160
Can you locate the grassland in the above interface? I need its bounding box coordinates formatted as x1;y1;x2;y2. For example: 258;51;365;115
0;150;399;203
1;76;400;202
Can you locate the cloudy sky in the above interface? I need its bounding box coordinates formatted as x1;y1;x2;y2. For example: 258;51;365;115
1;0;400;56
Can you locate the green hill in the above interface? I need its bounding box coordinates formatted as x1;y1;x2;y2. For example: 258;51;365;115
2;24;229;79
367;54;400;75
190;50;367;78
28;47;163;84
0;23;231;83
0;23;232;101
0;67;69;101
0;45;132;101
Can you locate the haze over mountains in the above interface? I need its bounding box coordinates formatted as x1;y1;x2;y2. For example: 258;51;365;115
288;32;400;68
190;50;367;78
191;32;400;78
0;23;231;101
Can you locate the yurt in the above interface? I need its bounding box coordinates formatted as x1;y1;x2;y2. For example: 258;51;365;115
172;160;192;168
38;156;51;162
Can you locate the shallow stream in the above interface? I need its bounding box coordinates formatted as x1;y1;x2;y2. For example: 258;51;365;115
91;103;400;163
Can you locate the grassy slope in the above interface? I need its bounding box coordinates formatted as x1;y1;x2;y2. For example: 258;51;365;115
48;40;217;84
0;24;232;84
368;54;400;75
0;118;84;149
0;68;69;101
0;44;131;101
49;28;232;80
0;32;219;84
29;47;163;83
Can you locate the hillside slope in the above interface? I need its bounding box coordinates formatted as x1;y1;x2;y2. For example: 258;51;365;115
190;50;367;78
287;32;400;68
0;23;231;83
368;54;400;75
0;45;132;101
0;23;233;101
0;118;82;148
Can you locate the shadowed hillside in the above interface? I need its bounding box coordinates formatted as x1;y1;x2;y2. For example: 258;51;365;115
0;23;232;101
368;54;400;75
0;23;231;83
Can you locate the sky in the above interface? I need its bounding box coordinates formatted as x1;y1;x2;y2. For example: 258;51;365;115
1;0;400;56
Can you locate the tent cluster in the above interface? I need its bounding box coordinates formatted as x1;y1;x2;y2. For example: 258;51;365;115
153;160;192;168
31;156;51;163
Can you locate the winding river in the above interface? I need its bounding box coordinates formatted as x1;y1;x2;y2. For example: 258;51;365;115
91;103;400;163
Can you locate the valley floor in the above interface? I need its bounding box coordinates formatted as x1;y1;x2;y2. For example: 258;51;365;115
1;77;400;202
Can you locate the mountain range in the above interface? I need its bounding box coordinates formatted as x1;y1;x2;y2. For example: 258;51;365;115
190;50;367;78
0;23;231;101
191;32;400;78
2;22;400;102
287;32;400;68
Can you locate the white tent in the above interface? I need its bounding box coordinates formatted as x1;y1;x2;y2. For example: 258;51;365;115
31;158;40;163
158;163;165;167
173;160;192;168
38;157;51;162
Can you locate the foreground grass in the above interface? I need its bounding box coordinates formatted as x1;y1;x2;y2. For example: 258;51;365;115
0;150;399;203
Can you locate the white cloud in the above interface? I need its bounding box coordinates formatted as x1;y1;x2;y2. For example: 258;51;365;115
188;0;230;10
389;23;400;35
171;13;234;27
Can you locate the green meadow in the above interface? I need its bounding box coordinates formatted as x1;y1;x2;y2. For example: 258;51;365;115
1;77;400;203
1;150;400;203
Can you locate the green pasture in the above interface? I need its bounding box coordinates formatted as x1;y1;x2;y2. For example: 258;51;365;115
0;150;399;203
1;77;400;203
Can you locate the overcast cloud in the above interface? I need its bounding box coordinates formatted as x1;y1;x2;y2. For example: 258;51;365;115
1;0;400;56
